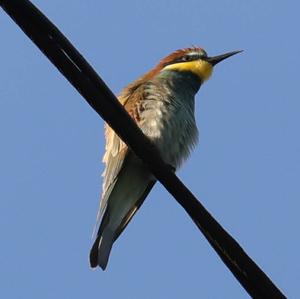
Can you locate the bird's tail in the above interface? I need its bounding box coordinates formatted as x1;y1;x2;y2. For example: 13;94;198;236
89;180;155;270
89;157;155;270
90;225;115;270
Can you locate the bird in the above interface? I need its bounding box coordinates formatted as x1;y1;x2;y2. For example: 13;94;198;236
89;47;242;270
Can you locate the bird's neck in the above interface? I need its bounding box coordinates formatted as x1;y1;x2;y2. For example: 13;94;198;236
155;69;202;96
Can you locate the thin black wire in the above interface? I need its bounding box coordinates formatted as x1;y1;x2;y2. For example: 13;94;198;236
0;0;286;298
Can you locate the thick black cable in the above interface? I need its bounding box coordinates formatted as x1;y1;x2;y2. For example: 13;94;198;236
0;1;286;298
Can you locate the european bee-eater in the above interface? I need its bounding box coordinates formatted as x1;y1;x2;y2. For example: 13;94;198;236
90;47;241;270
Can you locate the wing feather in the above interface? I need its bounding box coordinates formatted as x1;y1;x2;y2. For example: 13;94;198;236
93;86;145;236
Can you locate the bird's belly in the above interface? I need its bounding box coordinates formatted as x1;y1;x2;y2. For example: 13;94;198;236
140;105;198;169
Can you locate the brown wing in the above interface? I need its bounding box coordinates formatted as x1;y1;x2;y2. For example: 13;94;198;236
94;84;145;233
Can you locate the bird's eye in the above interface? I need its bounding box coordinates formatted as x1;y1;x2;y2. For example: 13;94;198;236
199;51;208;58
182;55;192;62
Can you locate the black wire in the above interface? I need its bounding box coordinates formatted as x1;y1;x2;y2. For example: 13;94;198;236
0;0;286;298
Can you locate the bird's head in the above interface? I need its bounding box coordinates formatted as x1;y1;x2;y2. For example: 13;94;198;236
121;47;242;101
153;47;242;83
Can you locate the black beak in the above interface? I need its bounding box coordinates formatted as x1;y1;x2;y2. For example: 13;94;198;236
206;50;243;66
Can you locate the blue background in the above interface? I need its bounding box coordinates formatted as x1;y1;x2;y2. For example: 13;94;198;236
0;1;299;298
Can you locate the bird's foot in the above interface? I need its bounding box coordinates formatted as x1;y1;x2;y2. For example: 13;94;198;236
167;164;176;172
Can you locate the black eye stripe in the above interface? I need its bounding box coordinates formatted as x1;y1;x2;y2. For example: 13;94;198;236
163;51;207;67
171;55;197;64
176;53;206;63
185;54;200;61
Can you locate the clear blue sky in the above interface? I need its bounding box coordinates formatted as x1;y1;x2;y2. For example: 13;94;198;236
0;0;299;298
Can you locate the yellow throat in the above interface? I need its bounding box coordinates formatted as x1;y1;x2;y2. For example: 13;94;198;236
163;60;213;82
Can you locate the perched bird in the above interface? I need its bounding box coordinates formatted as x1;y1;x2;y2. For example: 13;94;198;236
90;47;241;270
